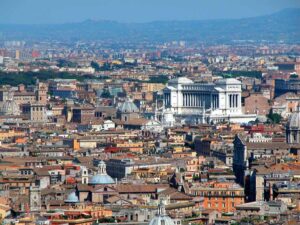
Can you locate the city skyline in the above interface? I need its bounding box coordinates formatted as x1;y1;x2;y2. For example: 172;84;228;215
0;1;300;224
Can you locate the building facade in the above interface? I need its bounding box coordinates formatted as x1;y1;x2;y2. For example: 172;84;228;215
163;77;256;124
189;182;244;213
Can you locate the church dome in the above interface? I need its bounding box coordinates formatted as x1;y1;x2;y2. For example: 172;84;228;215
0;100;20;116
0;90;20;116
89;161;115;185
118;99;139;113
65;191;79;203
149;200;175;225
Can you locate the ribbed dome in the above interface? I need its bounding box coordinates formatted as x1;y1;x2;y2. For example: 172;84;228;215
118;99;139;113
149;200;175;225
0;91;20;116
89;161;115;185
65;191;79;203
0;100;20;116
149;215;175;225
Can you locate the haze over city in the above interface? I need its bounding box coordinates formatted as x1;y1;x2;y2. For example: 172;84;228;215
0;0;300;24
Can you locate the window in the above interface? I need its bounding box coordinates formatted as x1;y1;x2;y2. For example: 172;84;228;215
293;133;297;142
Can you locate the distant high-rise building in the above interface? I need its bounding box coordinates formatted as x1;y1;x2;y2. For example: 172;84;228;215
295;58;300;75
15;50;20;60
31;50;40;58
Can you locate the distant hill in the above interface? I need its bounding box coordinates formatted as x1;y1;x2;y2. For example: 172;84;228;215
0;8;299;43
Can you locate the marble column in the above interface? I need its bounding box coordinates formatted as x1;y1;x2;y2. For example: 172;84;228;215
192;94;194;107
187;93;189;106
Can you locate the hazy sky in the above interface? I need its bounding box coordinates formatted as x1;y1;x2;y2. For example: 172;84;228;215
0;0;300;24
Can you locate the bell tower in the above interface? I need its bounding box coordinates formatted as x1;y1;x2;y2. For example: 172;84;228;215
98;161;107;174
81;166;89;184
30;187;41;212
36;80;48;104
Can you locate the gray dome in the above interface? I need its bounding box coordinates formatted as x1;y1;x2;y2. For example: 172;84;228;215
118;99;139;113
0;91;20;116
89;161;115;185
149;200;175;225
0;100;20;116
65;191;79;203
90;174;115;185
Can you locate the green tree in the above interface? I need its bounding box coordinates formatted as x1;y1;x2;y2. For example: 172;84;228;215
100;62;112;71
267;111;282;124
193;174;199;181
179;168;185;172
101;89;112;98
0;71;95;86
148;75;169;84
91;61;100;71
57;59;77;68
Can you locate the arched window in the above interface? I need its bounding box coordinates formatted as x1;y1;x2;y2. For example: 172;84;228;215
293;132;297;142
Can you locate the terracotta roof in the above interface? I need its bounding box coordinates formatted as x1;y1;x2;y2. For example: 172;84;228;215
123;118;149;126
77;183;93;192
245;142;290;149
14;92;35;96
34;169;50;176
159;188;192;200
